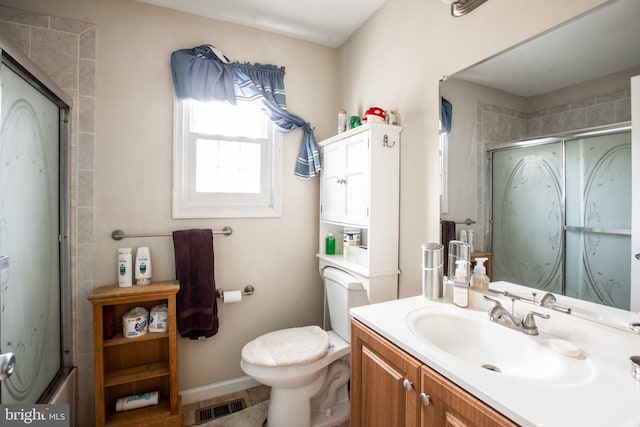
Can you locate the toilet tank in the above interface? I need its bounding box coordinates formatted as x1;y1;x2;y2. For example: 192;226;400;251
323;267;369;342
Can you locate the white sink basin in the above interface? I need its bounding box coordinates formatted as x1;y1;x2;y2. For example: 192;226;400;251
406;305;594;385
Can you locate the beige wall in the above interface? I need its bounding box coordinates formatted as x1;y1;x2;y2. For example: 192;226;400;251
440;78;526;252
339;0;608;297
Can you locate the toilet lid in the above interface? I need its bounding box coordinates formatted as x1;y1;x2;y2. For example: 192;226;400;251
242;325;330;367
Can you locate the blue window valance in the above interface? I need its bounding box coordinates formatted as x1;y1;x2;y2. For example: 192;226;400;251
170;45;320;179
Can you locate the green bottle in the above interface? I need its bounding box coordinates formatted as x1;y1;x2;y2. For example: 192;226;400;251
325;232;336;255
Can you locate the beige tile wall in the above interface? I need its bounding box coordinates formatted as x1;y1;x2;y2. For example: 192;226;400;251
0;6;96;425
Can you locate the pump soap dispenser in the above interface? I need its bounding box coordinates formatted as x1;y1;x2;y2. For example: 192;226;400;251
453;259;469;308
471;257;490;290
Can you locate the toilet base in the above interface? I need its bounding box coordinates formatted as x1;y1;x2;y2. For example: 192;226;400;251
265;368;327;427
310;397;349;427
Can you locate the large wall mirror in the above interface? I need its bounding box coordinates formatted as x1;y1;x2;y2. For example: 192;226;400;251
440;0;640;316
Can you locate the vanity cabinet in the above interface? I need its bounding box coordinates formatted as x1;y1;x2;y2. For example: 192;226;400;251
350;318;421;427
351;319;517;427
88;282;181;427
317;123;401;301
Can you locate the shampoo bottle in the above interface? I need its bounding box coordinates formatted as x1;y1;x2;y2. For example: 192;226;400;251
471;257;490;290
453;259;469;308
117;248;132;287
135;246;152;285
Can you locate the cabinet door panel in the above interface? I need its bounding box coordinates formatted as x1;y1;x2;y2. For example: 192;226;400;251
351;320;420;427
420;365;517;427
344;133;369;225
344;172;368;226
320;142;344;222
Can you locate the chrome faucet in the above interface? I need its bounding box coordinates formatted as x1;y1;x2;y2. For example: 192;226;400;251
483;296;550;336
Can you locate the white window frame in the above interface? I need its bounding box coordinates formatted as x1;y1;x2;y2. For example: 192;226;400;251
173;98;283;218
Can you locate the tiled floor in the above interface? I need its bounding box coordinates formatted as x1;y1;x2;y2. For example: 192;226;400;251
182;385;350;427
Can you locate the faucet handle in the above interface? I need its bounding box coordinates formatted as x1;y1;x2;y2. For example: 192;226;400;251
539;292;556;307
483;295;502;307
521;311;550;335
539;293;572;314
483;295;508;320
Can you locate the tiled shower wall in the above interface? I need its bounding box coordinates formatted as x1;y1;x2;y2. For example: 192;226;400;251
474;89;632;253
0;6;96;425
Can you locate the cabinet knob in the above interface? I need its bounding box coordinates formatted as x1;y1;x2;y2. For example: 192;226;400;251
419;392;431;406
336;178;346;184
403;379;413;391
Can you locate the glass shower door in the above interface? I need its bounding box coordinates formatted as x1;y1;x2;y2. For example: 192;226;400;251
491;143;563;293
565;132;632;309
0;62;62;402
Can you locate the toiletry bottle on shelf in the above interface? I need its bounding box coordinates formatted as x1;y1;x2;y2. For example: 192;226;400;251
325;232;336;255
471;257;490;290
135;246;152;285
459;229;468;244
453;259;469;308
117;248;132;287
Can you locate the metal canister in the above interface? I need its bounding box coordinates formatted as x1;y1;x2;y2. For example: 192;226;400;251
422;243;444;299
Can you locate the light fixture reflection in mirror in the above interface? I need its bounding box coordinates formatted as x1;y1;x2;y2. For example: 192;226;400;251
439;0;640;321
442;0;488;17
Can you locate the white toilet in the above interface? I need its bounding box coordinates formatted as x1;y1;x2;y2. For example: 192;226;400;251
240;266;369;427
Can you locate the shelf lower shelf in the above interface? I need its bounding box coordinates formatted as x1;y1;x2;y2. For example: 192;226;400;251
106;397;182;427
105;362;169;387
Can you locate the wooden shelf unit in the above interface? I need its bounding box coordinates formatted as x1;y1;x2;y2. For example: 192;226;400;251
88;281;181;427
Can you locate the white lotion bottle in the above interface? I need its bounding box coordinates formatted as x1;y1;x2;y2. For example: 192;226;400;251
117;248;132;287
135;246;152;285
453;259;469;308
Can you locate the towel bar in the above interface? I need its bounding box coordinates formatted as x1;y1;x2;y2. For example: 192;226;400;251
111;226;233;240
455;218;476;225
216;285;255;301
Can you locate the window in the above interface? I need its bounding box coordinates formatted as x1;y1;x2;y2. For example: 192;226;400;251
173;99;282;218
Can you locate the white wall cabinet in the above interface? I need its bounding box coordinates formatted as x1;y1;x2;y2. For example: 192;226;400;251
317;123;401;302
321;129;370;226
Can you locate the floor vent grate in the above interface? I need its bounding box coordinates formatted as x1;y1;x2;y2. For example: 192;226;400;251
195;398;247;424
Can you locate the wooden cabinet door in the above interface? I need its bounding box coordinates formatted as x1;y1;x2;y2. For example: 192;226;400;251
420;365;518;427
351;320;421;427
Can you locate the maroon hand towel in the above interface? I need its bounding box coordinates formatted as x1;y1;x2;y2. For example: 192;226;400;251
441;220;456;276
173;229;219;339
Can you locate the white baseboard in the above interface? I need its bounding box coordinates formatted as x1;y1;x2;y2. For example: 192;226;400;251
179;376;261;405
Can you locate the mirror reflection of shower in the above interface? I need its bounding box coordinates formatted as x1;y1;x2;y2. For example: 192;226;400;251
490;128;631;310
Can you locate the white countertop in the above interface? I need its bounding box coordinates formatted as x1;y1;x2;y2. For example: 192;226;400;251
350;288;640;427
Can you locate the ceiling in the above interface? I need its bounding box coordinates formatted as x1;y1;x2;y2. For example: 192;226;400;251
135;0;387;47
452;0;640;97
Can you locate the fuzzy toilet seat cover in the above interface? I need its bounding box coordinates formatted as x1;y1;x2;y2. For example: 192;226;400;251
242;325;330;367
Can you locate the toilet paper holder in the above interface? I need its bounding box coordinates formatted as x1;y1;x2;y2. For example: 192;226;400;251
216;285;255;301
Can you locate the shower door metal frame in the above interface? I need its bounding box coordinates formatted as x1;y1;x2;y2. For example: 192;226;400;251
487;123;631;297
0;36;72;402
